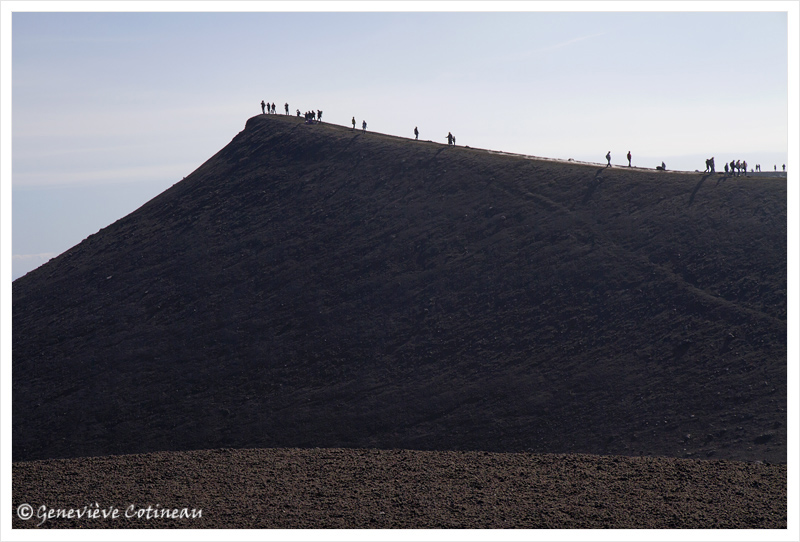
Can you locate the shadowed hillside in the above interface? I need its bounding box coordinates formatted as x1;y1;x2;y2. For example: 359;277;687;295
13;114;786;463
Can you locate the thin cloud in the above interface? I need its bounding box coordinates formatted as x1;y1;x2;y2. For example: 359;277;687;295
488;32;607;71
13;252;57;262
525;32;606;57
14;34;153;46
13;163;197;188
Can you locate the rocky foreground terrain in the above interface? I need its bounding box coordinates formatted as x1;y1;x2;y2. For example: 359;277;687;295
13;447;786;529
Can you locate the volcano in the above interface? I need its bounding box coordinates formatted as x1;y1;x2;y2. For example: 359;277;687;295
13;113;786;464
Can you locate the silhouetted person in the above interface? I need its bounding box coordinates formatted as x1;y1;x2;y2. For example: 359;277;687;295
447;132;453;145
627;151;632;167
285;103;289;115
297;109;300;117
783;164;786;171
271;103;276;114
352;117;356;130
453;135;456;145
606;151;611;167
318;110;322;122
725;162;729;175
261;100;266;114
742;160;747;176
414;126;419;140
362;120;367;133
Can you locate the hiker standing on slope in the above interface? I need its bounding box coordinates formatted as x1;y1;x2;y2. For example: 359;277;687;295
627;151;632;167
261;100;266;114
606;151;611;167
414;126;419;140
285;103;289;115
362;120;367;133
352;117;356;130
447;132;453;145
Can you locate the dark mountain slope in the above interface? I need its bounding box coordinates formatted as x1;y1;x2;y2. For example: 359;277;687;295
13;114;786;462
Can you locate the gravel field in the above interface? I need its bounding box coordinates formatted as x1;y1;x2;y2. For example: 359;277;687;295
13;447;786;529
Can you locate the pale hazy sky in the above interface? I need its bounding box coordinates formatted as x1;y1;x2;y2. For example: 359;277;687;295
2;5;799;539
3;2;798;280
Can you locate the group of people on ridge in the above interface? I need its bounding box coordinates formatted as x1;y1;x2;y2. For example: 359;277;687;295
261;101;292;115
260;100;463;145
260;100;324;124
720;159;785;175
707;157;754;176
264;101;786;175
606;151;648;169
261;100;278;114
351;117;367;132
302;110;323;123
261;101;467;147
723;159;748;176
260;102;788;176
606;151;637;168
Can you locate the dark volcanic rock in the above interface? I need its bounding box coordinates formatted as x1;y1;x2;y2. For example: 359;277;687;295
13;114;786;463
12;448;787;529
